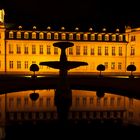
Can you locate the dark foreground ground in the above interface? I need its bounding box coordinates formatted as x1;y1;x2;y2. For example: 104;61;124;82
5;120;140;140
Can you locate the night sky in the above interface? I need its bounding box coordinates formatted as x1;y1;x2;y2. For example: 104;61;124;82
0;0;140;31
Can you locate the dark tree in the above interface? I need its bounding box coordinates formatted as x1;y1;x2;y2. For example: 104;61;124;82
97;64;105;76
30;91;39;101
30;64;39;78
127;64;136;78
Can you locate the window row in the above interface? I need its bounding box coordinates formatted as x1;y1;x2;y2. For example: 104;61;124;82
8;44;126;56
8;31;125;41
6;111;124;121
75;97;122;106
7;61;124;70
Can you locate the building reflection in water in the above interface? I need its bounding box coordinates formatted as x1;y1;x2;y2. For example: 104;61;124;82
0;89;140;138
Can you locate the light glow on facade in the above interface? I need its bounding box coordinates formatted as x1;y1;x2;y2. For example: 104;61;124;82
0;9;140;75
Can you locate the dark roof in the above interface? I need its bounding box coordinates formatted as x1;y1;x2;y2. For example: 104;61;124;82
5;22;125;33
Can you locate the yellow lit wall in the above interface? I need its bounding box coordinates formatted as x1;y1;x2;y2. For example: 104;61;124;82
0;90;140;126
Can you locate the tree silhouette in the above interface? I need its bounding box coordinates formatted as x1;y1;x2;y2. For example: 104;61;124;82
30;64;39;78
127;64;136;78
97;64;105;77
30;90;39;101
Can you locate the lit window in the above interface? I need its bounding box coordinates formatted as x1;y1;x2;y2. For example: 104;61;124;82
16;44;21;54
98;46;101;55
97;97;101;106
9;61;13;69
47;33;51;39
131;36;136;41
110;97;115;106
32;32;36;39
17;31;21;38
91;34;95;40
17;61;21;69
76;46;80;55
83;97;87;105
32;61;36;64
119;47;122;56
90;47;94;55
9;44;13;54
39;45;43;54
32;45;36;54
83;34;88;40
104;97;108;106
117;97;121;106
111;62;115;70
130;62;134;65
9;98;14;108
112;35;116;41
90;97;94;104
105;34;109;41
24;97;28;106
104;62;108;70
129;98;133;107
76;34;80;40
54;47;58;55
9;31;13;38
119;35;123;41
17;97;21;107
24;32;29;39
47;45;51;54
118;62;122;70
25;61;28;69
75;97;80;106
39;98;43;107
69;47;73;55
39;32;44;39
98;34;102;40
105;46;108;55
130;46;135;55
24;45;28;54
83;46;87;55
61;33;66;40
69;33;73;40
54;33;58;40
112;47;115;56
46;97;51;106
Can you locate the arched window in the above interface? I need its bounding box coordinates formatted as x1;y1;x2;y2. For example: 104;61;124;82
39;32;44;39
32;32;36;39
76;33;80;40
54;33;58;40
112;34;116;41
9;31;13;38
69;33;73;40
105;34;109;41
47;32;51;39
61;33;66;40
24;32;29;39
119;35;123;41
17;31;21;39
91;34;95;40
98;34;102;41
83;34;88;40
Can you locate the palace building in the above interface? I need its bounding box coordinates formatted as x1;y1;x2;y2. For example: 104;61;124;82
0;9;140;75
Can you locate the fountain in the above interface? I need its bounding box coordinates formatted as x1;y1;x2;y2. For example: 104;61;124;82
39;41;88;121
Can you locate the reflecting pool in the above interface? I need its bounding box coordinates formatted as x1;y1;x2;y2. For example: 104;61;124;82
0;89;140;139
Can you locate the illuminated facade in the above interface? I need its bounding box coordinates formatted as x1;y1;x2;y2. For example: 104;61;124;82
0;9;140;74
0;90;140;126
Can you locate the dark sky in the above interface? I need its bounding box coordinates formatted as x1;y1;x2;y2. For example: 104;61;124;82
0;0;140;31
